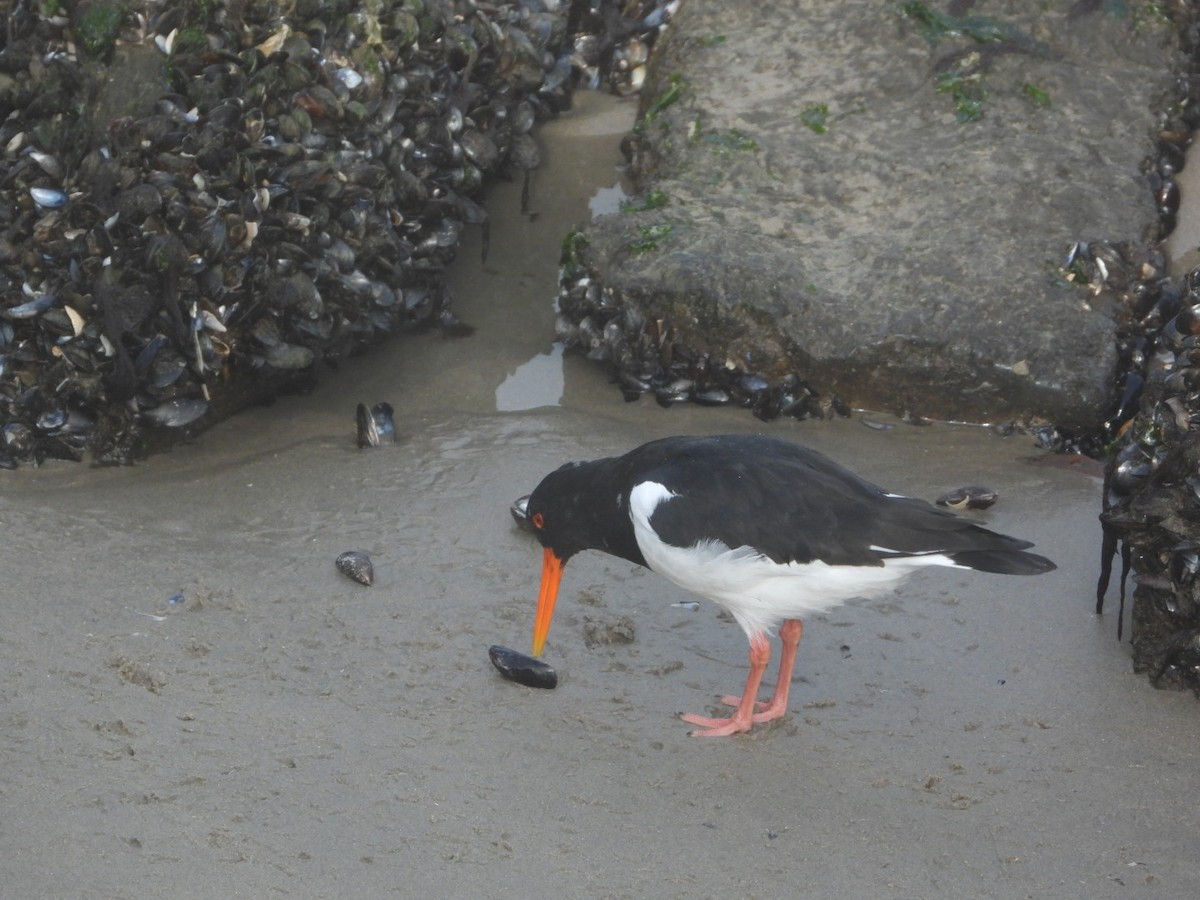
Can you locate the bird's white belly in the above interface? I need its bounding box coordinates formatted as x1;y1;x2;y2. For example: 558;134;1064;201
629;481;957;638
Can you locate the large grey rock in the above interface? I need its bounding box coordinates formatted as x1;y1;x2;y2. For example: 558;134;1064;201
570;1;1184;430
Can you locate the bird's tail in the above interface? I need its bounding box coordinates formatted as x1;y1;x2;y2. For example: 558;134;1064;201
949;549;1057;575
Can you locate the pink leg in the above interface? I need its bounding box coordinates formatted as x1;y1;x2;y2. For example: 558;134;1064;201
752;618;804;721
679;632;771;737
718;619;805;722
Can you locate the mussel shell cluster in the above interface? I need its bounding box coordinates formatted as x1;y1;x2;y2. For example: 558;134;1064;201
0;0;678;469
1100;274;1200;691
565;0;678;96
554;265;852;423
1096;55;1200;691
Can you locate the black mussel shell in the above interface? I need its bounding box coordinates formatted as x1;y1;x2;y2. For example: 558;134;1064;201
371;403;395;441
335;550;374;586
2;293;57;319
488;645;557;689
510;494;534;532
693;387;731;407
936;485;998;510
141;398;209;428
356;401;395;448
355;403;376;447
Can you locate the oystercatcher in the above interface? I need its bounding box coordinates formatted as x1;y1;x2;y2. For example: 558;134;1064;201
525;434;1056;737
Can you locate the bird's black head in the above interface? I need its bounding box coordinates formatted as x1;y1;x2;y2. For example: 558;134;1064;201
528;459;616;658
525;460;597;563
526;456;648;569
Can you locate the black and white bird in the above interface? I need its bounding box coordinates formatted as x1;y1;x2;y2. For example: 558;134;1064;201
525;434;1056;737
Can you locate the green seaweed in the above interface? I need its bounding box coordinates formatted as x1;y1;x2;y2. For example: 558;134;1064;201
560;228;588;267
77;1;126;58
629;223;674;254
1021;82;1051;108
1047;254;1092;291
633;74;686;136
620;190;669;213
644;74;685;120
935;70;986;123
1132;2;1171;31
700;35;727;48
799;103;829;134
699;128;758;156
172;25;211;55
900;2;1064;123
898;1;1024;44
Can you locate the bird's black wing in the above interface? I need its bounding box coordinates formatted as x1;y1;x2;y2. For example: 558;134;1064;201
627;435;1053;573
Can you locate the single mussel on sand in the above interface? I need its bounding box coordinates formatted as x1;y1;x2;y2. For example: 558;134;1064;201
488;645;557;689
335;550;374;586
356;402;395;448
509;494;534;532
935;485;998;510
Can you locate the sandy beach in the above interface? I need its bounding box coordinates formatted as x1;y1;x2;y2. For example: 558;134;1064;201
1;92;1197;899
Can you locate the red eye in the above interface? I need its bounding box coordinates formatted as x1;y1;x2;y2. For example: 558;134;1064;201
531;512;545;529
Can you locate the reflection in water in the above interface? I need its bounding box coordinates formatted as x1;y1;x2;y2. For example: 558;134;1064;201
588;181;631;218
494;344;565;411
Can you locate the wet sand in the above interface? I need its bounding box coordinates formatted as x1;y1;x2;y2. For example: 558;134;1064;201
2;92;1198;898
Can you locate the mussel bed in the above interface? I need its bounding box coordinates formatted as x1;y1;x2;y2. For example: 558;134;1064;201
0;0;675;467
1096;13;1200;693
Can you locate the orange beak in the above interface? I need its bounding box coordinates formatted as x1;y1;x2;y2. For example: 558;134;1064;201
532;546;564;657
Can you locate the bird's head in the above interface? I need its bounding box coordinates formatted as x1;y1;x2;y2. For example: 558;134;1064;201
525;461;600;656
526;462;597;556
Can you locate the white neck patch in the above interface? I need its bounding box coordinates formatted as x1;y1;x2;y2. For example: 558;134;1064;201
628;480;677;525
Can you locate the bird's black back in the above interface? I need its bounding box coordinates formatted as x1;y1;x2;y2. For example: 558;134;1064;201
617;435;1055;574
